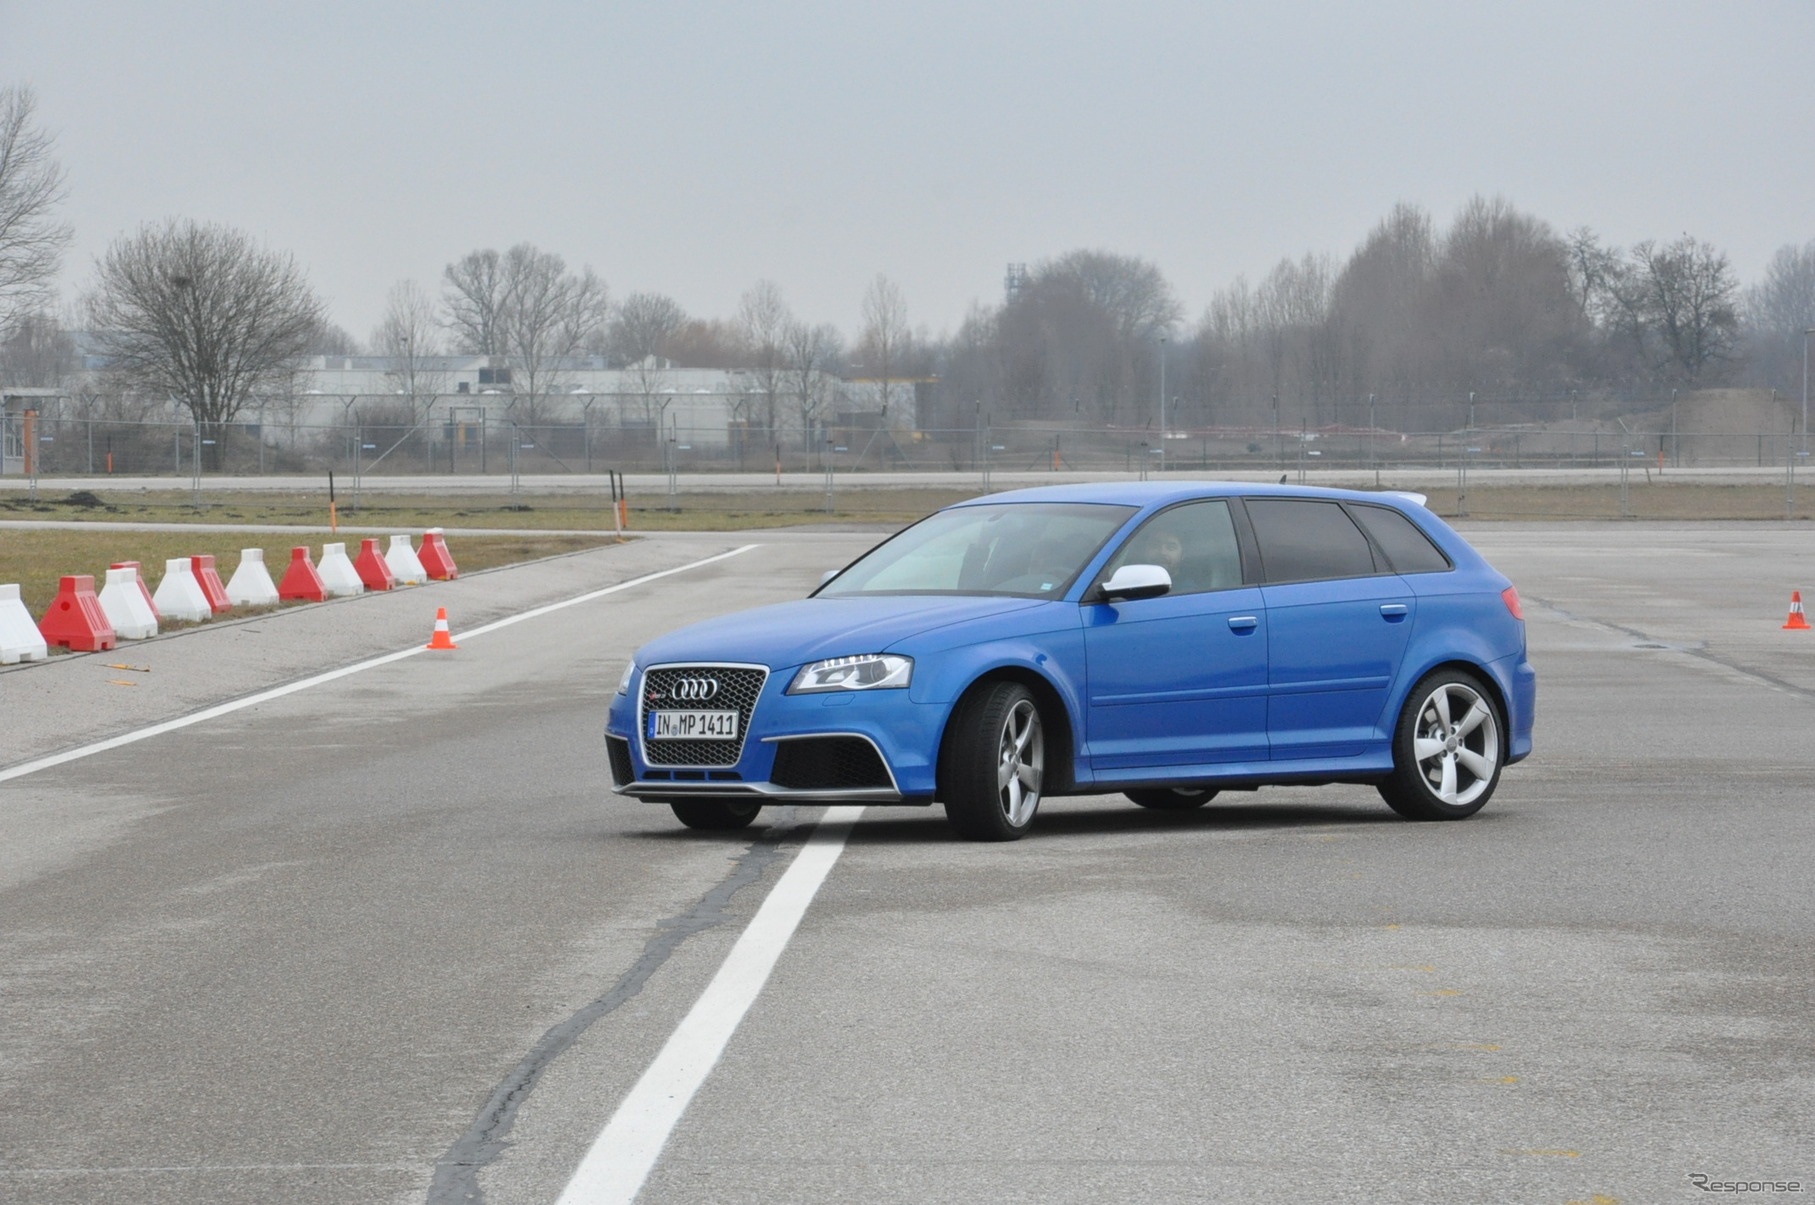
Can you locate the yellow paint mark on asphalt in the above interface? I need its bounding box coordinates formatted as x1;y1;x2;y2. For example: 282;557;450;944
1383;923;1401;929
104;663;151;672
1456;1043;1502;1051
1499;1149;1580;1157
1566;1196;1618;1205
1480;1075;1520;1083
107;680;139;687
1419;989;1464;996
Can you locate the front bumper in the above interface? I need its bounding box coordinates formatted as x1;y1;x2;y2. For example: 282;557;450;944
614;778;908;803
606;667;947;802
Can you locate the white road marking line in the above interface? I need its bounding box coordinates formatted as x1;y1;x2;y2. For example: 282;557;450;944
0;545;759;785
555;806;864;1205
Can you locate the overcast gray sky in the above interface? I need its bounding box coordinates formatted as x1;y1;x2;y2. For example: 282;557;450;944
6;0;1812;343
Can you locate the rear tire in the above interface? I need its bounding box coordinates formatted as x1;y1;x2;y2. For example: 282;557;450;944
669;800;762;831
940;681;1046;841
1378;669;1503;821
1125;787;1219;810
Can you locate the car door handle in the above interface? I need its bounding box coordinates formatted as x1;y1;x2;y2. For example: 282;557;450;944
1228;615;1259;631
1379;604;1409;620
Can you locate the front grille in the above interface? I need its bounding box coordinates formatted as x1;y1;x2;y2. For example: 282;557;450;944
605;736;633;787
640;664;767;767
770;736;893;790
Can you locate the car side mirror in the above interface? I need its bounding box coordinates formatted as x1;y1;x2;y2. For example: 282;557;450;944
1096;563;1171;602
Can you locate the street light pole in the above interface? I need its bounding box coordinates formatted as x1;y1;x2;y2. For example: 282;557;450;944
1803;327;1813;457
1158;336;1167;473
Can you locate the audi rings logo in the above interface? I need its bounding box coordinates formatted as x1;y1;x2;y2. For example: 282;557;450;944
668;676;721;702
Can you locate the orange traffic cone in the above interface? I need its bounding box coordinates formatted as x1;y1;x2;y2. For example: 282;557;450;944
426;607;459;649
1785;591;1811;631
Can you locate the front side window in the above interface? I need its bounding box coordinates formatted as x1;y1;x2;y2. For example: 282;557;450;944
1098;500;1245;595
1245;498;1379;584
818;502;1136;598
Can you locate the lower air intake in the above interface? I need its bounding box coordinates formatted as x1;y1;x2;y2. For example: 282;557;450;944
770;737;892;791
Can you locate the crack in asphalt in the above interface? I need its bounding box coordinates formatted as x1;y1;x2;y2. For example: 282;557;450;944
1532;596;1815;703
425;806;806;1205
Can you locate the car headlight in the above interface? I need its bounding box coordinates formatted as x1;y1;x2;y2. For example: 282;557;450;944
617;661;636;695
788;654;913;694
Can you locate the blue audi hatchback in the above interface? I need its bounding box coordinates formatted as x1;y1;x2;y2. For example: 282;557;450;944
605;482;1535;840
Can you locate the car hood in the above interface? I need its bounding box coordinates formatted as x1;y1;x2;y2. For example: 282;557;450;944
633;594;1049;670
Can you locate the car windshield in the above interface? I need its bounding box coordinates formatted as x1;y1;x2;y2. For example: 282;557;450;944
818;502;1137;598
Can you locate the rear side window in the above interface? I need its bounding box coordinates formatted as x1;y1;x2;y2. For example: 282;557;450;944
1348;504;1452;574
1244;498;1379;584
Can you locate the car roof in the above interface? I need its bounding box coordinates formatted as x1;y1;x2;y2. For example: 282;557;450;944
945;479;1427;511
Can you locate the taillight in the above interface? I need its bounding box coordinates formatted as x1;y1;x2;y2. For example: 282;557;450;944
1501;586;1524;620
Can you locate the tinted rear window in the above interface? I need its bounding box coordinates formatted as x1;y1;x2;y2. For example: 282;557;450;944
1348;504;1452;574
1244;498;1379;583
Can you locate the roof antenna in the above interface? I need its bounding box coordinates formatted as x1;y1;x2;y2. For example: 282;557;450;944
1278;474;1287;485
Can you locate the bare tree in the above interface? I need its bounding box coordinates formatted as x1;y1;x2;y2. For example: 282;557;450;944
1043;249;1182;343
442;248;507;355
661;316;748;368
1632;237;1739;384
1422;196;1583;407
990;250;1179;423
497;244;609;422
1748;240;1815;335
0;87;71;330
857;274;910;424
608;292;688;429
308;322;362;356
1741;239;1815;393
87;218;324;468
0;308;78;388
785;320;843;445
372;279;448;420
609;291;687;365
738;279;791;435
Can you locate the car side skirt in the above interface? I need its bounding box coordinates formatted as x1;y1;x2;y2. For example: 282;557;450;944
1078;750;1396;790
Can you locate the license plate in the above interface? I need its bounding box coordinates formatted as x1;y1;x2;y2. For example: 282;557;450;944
648;710;739;740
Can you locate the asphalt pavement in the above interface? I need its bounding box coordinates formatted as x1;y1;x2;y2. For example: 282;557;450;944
1;522;1812;1204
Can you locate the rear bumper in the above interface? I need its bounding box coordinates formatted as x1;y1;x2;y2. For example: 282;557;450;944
1500;653;1537;764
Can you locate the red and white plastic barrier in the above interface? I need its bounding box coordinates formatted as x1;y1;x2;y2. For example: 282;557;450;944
226;548;280;607
98;566;159;639
317;542;365;597
1;583;50;663
191;554;232;614
110;561;160;621
153;558;213;622
39;575;117;652
355;538;397;591
384;534;428;585
278;546;328;602
419;528;458;580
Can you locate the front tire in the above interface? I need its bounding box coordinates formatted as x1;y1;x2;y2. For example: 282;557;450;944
669;800;762;831
1378;669;1503;821
1125;787;1219;810
940;681;1046;841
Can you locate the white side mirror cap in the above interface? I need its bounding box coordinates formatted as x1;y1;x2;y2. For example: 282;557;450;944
1099;563;1171;601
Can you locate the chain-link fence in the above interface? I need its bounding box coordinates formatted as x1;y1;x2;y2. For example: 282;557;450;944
3;412;1810;479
